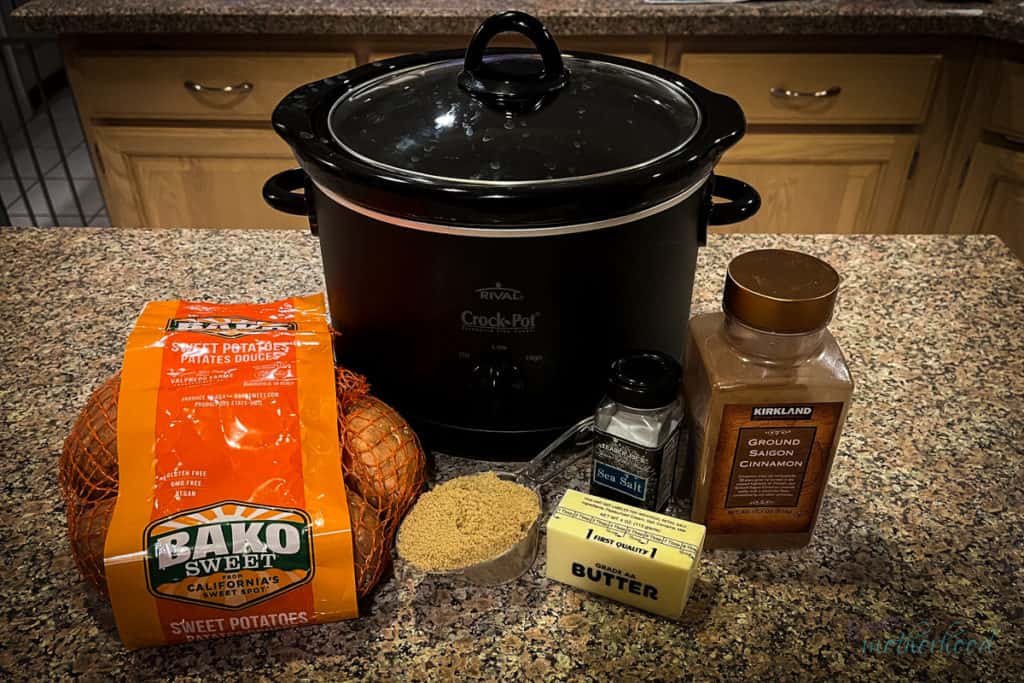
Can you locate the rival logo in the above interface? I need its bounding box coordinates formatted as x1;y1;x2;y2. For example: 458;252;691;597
475;282;524;302
166;317;297;339
144;501;313;610
751;405;814;420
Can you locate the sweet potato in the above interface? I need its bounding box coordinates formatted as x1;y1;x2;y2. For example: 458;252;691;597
62;372;425;598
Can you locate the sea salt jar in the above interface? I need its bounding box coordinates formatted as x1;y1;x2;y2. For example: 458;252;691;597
589;351;685;512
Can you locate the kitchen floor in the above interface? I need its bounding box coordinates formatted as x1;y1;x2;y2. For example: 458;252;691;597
1;88;108;227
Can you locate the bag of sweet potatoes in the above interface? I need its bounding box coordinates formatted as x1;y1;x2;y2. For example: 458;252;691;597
60;295;425;649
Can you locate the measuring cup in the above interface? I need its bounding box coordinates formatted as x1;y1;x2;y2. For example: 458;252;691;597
399;417;594;586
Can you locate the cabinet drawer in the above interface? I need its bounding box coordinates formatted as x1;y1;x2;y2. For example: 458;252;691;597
991;60;1024;139
68;51;354;121
680;54;940;125
93;126;307;229
369;50;653;64
370;49;655;63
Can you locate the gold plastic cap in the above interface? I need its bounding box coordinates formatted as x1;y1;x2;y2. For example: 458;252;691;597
723;249;840;334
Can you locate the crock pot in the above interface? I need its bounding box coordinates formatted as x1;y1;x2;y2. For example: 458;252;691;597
264;11;760;459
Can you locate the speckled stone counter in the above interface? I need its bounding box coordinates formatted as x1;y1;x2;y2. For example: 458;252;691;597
11;0;1024;42
1;228;1022;680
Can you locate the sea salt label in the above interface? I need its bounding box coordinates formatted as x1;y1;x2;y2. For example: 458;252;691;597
590;425;682;511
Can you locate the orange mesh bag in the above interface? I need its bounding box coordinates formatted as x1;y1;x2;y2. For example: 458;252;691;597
335;368;426;596
61;367;425;600
60;374;120;505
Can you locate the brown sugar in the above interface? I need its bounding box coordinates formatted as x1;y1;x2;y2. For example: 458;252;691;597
396;471;541;572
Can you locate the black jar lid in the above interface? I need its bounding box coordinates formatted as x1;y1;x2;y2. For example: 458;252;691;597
272;11;746;230
606;351;682;410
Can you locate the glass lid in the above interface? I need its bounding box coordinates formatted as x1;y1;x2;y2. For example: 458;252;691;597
327;45;700;185
272;10;748;229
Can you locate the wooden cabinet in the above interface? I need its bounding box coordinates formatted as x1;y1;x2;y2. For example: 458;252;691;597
65;48;354;229
68;51;355;122
671;50;951;233
680;53;939;125
928;52;1024;241
92;126;307;229
63;38;960;234
714;133;917;234
949;141;1024;259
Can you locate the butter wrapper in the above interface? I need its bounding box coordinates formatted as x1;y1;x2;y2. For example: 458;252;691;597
545;490;705;619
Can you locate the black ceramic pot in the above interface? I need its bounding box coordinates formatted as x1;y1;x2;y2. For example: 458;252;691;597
264;11;760;459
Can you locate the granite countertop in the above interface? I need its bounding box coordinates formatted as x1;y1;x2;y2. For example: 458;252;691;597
1;228;1022;680
10;0;1024;42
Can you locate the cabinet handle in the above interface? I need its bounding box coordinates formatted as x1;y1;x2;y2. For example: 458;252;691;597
770;86;841;99
183;80;253;94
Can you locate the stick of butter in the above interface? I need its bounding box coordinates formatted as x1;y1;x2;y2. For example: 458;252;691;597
545;489;705;619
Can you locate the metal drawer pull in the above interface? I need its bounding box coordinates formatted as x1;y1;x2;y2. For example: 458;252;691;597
183;80;253;94
770;86;841;99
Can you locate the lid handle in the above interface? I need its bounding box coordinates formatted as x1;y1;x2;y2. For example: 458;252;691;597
458;11;569;111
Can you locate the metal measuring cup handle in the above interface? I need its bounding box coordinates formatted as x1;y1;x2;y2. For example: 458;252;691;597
514;416;595;489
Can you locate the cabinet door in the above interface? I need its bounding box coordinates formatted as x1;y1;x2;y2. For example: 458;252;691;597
713;133;917;234
92;126;307;229
990;60;1024;140
949;142;1024;260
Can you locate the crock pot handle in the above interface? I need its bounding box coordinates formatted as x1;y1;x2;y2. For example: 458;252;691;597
263;168;319;235
458;11;570;109
708;175;761;226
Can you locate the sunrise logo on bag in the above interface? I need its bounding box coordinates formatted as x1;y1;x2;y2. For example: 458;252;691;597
144;502;314;609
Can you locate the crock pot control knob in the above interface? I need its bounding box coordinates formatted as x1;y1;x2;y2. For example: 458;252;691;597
457;10;570;112
472;356;526;397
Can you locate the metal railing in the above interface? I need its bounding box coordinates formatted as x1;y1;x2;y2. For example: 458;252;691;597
1;2;98;227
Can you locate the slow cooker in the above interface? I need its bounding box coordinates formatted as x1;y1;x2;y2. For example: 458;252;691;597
264;11;760;459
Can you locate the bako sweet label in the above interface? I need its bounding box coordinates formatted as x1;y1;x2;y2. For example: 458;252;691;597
145;502;313;610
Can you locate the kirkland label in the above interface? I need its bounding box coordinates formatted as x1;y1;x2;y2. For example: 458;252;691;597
751;405;814;421
706;402;844;535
